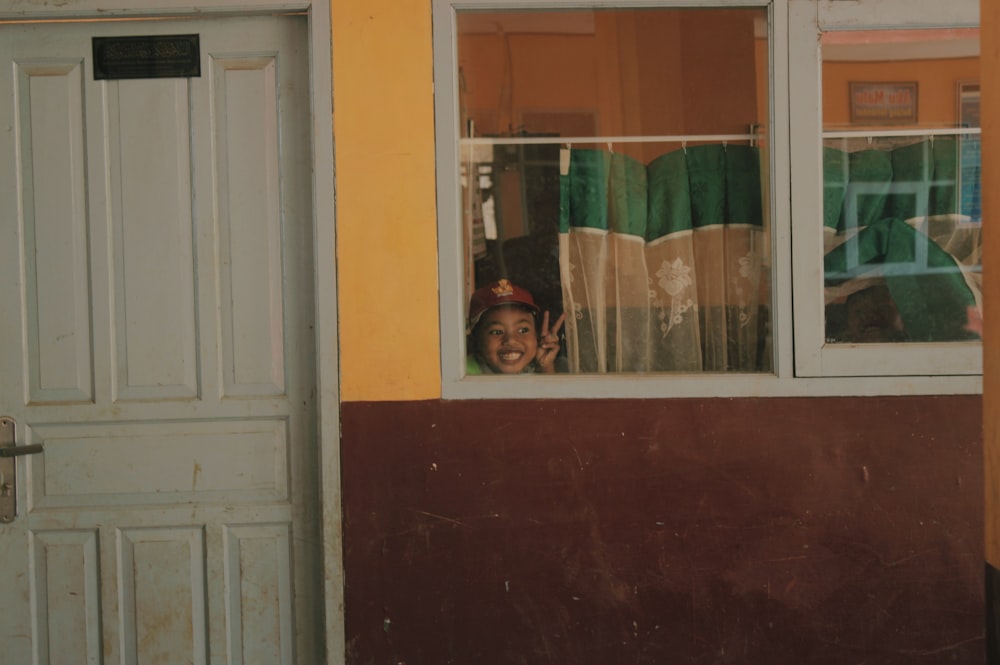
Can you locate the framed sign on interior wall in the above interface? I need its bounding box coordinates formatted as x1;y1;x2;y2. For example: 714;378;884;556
849;81;918;124
958;80;980;126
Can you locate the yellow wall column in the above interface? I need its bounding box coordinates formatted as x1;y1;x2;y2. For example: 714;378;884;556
332;0;441;401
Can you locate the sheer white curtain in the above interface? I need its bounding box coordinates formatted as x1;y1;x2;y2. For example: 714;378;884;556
558;144;770;373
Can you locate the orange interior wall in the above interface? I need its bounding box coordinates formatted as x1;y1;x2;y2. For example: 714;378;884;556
332;0;441;401
823;57;979;126
460;33;600;135
460;9;762;164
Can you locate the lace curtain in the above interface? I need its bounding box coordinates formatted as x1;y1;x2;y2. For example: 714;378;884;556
558;145;769;373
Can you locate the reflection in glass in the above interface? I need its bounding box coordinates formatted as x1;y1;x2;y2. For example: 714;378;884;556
457;8;773;374
820;29;982;344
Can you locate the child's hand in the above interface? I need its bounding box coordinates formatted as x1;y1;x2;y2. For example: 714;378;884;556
536;311;566;373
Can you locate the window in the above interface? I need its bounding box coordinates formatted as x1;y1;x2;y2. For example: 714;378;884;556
433;0;982;398
789;1;982;378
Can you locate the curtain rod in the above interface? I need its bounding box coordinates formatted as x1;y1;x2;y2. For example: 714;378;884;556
823;127;981;139
460;133;757;146
460;127;981;145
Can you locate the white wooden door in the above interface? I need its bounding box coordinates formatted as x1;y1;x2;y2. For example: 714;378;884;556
0;15;321;664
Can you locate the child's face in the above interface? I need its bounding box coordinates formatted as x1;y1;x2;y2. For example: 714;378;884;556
474;305;538;374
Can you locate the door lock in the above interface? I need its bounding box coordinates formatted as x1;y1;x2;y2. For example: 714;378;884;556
0;417;44;523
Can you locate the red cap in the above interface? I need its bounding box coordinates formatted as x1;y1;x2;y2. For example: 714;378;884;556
468;279;539;330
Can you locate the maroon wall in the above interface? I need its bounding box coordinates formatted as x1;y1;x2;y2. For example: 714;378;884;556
341;396;983;664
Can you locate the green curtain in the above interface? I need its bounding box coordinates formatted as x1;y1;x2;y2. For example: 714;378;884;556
559;145;767;373
825;139;959;235
822;139;979;343
824;217;977;342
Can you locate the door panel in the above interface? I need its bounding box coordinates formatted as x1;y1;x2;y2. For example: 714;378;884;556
18;59;94;404
0;15;317;664
112;77;199;400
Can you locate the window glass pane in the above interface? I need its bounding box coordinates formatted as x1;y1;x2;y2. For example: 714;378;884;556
821;28;982;344
457;7;773;375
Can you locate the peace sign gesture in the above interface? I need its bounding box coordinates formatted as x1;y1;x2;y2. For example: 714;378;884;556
535;310;567;374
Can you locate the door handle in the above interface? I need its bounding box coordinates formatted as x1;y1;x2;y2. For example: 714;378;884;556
0;444;44;458
0;417;43;523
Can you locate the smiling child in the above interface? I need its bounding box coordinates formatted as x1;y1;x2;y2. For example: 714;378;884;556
466;279;566;375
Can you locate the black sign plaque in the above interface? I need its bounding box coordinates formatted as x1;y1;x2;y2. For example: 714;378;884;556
93;34;200;80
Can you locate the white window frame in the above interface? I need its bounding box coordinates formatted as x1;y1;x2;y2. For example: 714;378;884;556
433;0;982;399
788;0;982;380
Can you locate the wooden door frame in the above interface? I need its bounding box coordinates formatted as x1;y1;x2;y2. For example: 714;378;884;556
0;1;343;662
